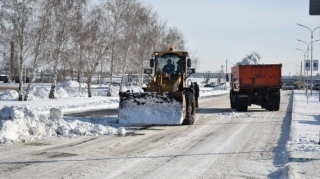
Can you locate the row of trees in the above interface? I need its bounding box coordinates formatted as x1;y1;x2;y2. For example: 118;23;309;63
0;0;199;100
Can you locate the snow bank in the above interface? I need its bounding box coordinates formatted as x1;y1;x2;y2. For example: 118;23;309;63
57;80;87;88
0;90;19;100
0;80;132;101
287;91;320;154
0;106;125;144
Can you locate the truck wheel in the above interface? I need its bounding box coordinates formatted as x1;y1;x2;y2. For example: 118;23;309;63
182;92;195;125
267;105;274;111
230;101;235;109
239;106;248;112
235;104;239;111
273;105;280;111
243;106;248;111
230;91;235;109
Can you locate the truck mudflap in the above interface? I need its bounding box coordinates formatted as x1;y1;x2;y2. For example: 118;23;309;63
237;95;250;111
266;91;280;111
230;93;250;111
267;92;280;104
237;95;250;105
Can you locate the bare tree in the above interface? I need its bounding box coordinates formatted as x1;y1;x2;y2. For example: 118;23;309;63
103;0;127;96
160;27;186;51
68;0;88;92
118;0;144;91
24;0;51;100
9;41;15;82
204;71;211;84
132;6;166;87
0;1;8;70
188;49;200;69
0;0;192;99
1;0;36;101
82;5;109;97
47;0;87;99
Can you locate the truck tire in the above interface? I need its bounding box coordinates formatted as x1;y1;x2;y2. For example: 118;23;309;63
243;106;248;111
238;106;248;112
230;91;235;109
230;101;235;109
235;103;239;111
266;105;274;111
182;92;195;125
274;105;280;111
265;105;269;111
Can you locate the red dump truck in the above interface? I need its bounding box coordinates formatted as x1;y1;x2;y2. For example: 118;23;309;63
229;64;282;111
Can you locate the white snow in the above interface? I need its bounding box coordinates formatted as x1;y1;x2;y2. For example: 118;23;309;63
118;96;184;125
287;90;320;155
236;53;262;65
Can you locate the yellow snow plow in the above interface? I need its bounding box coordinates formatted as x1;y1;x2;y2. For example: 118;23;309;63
118;45;197;125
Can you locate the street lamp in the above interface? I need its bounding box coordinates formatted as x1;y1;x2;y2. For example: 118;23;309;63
297;39;320;95
296;41;310;92
297;23;320;95
297;38;320;57
296;48;308;91
297;39;320;93
297;39;310;92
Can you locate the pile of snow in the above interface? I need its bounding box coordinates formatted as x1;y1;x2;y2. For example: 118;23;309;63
118;97;183;125
0;106;125;144
121;86;144;93
0;90;19;101
57;80;87;88
236;53;262;65
32;86;50;99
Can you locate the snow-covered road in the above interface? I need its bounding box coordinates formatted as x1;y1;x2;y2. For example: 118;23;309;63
0;92;292;178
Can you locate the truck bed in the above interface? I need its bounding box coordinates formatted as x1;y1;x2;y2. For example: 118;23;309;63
231;64;282;90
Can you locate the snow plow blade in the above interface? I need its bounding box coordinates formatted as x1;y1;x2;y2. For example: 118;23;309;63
118;92;186;125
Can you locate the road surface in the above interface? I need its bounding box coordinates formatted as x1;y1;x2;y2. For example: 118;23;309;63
0;92;292;178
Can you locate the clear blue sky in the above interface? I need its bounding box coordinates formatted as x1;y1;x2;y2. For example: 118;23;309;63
142;0;320;76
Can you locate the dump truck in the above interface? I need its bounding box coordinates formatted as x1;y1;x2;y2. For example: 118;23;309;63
229;64;282;111
118;45;197;125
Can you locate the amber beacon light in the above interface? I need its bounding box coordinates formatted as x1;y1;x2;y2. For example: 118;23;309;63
169;44;173;51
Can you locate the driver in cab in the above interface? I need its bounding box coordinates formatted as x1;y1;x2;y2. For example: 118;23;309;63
162;59;175;74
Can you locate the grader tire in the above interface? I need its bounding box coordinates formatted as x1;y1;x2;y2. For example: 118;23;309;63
182;92;195;125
